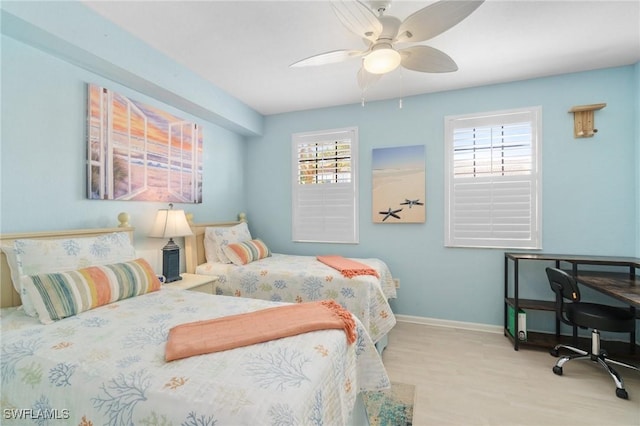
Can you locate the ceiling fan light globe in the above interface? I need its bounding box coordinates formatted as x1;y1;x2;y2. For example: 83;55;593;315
363;47;401;74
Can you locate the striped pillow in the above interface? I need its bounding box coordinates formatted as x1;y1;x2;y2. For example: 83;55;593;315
222;239;271;266
22;258;161;324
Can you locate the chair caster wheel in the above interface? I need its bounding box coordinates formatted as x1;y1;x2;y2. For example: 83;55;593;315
550;348;559;357
615;388;628;399
552;366;563;376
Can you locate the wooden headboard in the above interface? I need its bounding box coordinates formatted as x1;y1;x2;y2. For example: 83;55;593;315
184;213;247;273
0;215;133;308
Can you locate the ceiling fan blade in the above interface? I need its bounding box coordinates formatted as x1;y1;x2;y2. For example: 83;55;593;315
331;0;383;42
396;0;484;43
357;65;383;91
400;45;458;73
290;49;365;67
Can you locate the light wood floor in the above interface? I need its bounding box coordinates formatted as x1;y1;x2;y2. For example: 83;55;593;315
381;321;640;426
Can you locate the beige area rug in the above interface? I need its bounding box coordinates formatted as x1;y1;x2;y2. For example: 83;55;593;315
362;382;415;426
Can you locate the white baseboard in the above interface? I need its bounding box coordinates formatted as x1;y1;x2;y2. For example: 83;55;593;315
395;315;639;345
395;314;503;335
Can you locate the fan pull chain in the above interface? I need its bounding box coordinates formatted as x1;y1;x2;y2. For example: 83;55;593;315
399;68;405;109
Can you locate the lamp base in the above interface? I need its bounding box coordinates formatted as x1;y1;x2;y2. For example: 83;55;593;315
161;238;182;283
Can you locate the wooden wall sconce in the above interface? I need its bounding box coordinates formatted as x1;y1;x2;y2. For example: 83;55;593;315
569;103;606;138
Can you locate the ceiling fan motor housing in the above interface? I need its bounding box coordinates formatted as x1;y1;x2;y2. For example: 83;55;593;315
377;15;401;42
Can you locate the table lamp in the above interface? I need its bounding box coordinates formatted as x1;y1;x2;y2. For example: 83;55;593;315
149;203;193;283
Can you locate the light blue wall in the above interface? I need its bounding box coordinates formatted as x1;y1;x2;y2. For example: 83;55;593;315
245;66;639;330
1;1;260;267
0;37;247;267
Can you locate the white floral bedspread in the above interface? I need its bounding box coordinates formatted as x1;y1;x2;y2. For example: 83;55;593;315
196;254;397;343
0;289;389;425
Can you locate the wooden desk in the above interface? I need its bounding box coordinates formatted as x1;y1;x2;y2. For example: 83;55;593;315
574;271;640;309
504;253;639;353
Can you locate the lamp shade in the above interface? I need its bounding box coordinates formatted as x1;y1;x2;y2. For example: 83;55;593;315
149;208;193;239
363;44;401;74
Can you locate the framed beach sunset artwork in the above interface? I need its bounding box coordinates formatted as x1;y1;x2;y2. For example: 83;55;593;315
372;145;426;223
87;84;203;203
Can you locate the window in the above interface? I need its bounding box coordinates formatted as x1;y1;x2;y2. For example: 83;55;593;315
292;127;358;243
444;107;542;249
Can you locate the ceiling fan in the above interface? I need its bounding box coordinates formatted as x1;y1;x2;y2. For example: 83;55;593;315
290;0;485;91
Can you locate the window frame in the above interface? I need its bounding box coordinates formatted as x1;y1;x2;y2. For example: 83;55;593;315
291;126;359;244
444;106;542;249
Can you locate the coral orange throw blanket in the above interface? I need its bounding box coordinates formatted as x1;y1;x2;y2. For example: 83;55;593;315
165;300;356;362
316;255;380;279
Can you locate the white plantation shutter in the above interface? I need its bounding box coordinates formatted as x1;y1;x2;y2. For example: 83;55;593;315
292;127;358;243
444;107;542;249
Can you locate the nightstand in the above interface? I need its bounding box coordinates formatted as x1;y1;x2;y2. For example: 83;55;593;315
164;273;219;294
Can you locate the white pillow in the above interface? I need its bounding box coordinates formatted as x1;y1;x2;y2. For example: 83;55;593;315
0;244;21;294
212;223;252;264
12;232;136;317
1;244;36;315
15;232;136;275
204;227;220;263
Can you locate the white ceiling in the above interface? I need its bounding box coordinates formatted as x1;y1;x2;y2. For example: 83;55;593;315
83;0;640;116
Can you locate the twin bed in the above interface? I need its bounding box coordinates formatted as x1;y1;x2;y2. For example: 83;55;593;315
0;216;395;425
184;215;397;349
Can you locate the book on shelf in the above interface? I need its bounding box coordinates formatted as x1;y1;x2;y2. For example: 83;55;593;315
508;305;527;341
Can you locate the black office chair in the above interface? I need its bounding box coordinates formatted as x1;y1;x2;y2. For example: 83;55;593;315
546;267;639;399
